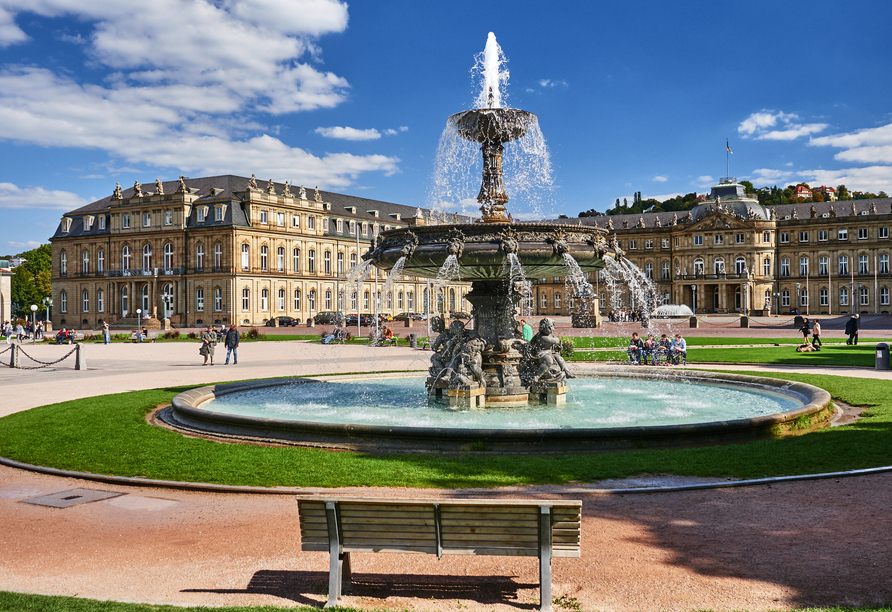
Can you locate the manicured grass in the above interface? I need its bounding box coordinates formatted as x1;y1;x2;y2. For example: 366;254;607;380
570;343;879;367
569;336;888;348
1;372;891;488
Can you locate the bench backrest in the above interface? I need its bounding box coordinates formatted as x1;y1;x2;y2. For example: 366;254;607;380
297;496;581;558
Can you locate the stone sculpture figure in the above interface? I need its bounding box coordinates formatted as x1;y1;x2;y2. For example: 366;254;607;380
154;178;164;195
655;216;661;227
112;182;123;200
622;219;629;229
449;335;486;387
871;202;877;214
248;174;258;191
636;216;645;228
266;179;276;195
852;203;857;216
283;181;291;197
671;213;678;226
829;205;837;217
606;218;613;230
176;175;187;193
522;318;574;384
299;185;307;200
810;205;817;218
791;208;798;219
427;316;453;380
770;208;777;220
314;186;322;202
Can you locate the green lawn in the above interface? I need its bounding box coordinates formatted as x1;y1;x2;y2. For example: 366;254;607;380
569;336;888;349
1;372;891;488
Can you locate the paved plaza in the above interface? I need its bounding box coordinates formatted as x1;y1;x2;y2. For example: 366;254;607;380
1;322;891;610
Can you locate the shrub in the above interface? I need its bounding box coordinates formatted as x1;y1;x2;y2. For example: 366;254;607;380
81;333;99;342
559;338;574;359
187;332;198;340
244;327;264;340
162;330;181;340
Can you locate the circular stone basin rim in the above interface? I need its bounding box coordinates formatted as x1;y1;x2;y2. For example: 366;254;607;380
167;370;831;447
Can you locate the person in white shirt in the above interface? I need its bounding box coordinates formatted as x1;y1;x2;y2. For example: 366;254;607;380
670;333;687;365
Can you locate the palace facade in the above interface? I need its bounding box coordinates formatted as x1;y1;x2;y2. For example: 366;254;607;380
534;180;892;317
49;175;470;329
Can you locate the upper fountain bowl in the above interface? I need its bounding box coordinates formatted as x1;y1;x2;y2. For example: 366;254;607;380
448;108;537;144
364;222;619;281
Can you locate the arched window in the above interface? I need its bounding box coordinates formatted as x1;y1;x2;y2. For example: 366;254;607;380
242;287;250;311
260;245;269;271
350;252;357;268
161;283;173;317
141;284;149;312
97;290;104;313
449;289;456;311
163;243;174;270
325;289;332;310
213;243;222;269
261;288;269;310
293;248;301;272
278;288;285;310
142;244;152;271
294;289;301;310
398;291;404;310
277;246;285;271
364;291;370;310
241;244;250;270
407;291;414;311
122;246;131;270
214;287;222;311
693;258;704;275
120;287;127;315
82;250;89;274
82;290;89;312
735;256;747;275
351;291;357;310
196;288;204;311
554;293;561;309
97;249;105;274
60;251;67;276
60;290;67;313
308;289;316;311
308;249;316;273
387;291;393;310
196;244;205;270
324;251;331;275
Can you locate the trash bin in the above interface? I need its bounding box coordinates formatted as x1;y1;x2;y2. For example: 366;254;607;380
306;318;315;328
876;343;890;370
409;333;417;349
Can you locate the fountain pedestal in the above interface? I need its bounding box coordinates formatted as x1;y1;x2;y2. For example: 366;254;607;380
529;381;568;405
448;384;486;409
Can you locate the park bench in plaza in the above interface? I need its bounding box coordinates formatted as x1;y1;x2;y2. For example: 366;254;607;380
296;495;582;611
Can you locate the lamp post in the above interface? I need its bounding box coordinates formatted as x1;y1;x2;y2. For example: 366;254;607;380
795;283;801;314
690;284;696;316
42;297;53;327
849;280;854;314
774;292;780;316
858;281;863;313
30;304;37;342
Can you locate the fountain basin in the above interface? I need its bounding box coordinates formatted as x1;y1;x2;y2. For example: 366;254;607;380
367;222;616;280
448;108;538;144
161;370;832;453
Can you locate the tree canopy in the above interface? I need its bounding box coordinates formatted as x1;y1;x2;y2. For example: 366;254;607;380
10;244;51;318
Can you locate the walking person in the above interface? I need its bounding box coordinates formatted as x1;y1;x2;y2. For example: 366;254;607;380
223;324;239;365
812;318;822;347
521;319;533;341
800;317;811;344
200;324;216;365
845;314;859;345
102;320;111;344
15;321;24;342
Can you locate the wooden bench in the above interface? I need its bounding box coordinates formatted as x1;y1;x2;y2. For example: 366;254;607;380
296;496;581;611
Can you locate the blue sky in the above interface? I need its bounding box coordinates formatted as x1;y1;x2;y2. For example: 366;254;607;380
2;0;892;254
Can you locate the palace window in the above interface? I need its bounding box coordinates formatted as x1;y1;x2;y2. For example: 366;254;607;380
628;240;637;250
644;239;653;249
398;291;404;309
294;289;301;310
164;211;172;225
98;216;106;230
277;247;285;272
882;287;890;306
350;253;357;269
279;288;285;310
714;257;725;275
242;288;249;311
215;207;224;222
763;231;771;243
97;290;104;313
838;229;848;240
361;222;368;236
82;250;89;274
736;233;744;244
261;288;269;311
308;249;316;273
349;220;356;234
196;288;204;311
408;291;414;311
322;218;329;231
540;293;547;308
308;289;316;311
122;214;130;229
241;244;249;270
97;250;105;273
801;289;808;307
661;238;669;249
277;212;285;227
861;287;869;306
781;290;790;307
645;262;653;279
554;293;561;309
763;257;771;276
859;255;869;275
325;289;332;310
323;251;331;275
714;234;723;245
60;291;67;313
337;252;344;275
260;245;269;271
292;215;300;228
308;217;315;230
780;258;790;277
839;255;849;276
819;230;828;241
142;245;152;270
859;228;868;240
196;208;205;223
780;232;789;244
880;227;889;239
839;287;849;306
214;288;222;311
820;288;828;306
163;243;173;270
337;219;343;232
196;244;205;269
694;258;704;275
735;257;746;274
694;235;703;246
122;246;131;270
819;256;828;276
260;210;268;224
293;248;300;272
799;231;809;242
214;243;222;268
799;257;809;277
662;262;670;280
364;291;370;310
143;213;151;227
880;253;889;274
82;290;89;313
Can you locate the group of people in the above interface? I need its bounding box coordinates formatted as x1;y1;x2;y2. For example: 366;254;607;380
627;332;687;365
608;310;646;323
198;323;240;365
798;317;823;348
3;320;43;342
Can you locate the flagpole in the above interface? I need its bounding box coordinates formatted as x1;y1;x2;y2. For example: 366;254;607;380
727;139;729;179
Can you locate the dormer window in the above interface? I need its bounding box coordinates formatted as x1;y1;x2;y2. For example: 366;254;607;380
367;210;379;217
322;217;329;231
260;210;268;224
216;206;226;222
98;216;106;230
210;187;224;196
84;216;94;230
345;206;356;214
196;207;206;223
389;213;401;221
336;219;343;232
62;218;72;233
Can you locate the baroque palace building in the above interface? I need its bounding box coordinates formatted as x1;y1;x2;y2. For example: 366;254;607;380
534;179;892;317
49;175;470;329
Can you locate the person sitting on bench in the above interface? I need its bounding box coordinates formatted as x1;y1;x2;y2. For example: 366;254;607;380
670;333;687;365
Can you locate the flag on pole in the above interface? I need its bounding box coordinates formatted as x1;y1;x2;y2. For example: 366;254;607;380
726;140;733;154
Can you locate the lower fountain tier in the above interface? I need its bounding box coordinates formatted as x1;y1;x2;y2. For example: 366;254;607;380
365;222;619;280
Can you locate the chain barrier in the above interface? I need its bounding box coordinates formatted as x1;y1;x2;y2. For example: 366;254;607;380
10;345;79;370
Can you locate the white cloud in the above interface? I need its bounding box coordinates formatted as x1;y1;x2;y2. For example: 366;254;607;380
0;1;402;188
538;79;568;88
645;191;684;201
652;175;668;182
695;175;715;187
315;126;382;141
0;182;89;210
738;110;827;140
383;126;409;136
747;168;796;183
798;166;892;194
8;239;43;250
809;122;892;164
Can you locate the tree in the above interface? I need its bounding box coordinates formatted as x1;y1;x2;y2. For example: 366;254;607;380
836;185;850;200
10;244;51;317
740;180;755;194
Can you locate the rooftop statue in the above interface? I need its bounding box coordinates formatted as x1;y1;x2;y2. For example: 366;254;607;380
133;181;143;197
606;217;613;230
299;184;307;200
112;182;123;200
176;175;187;193
247;174;258;191
871;202;877;214
266;179;276;195
671;213;678;226
636;216;645;228
154;178;163;195
314;186;322;202
852;203;857;216
810;205;817;218
282;181;291;197
829;205;837;217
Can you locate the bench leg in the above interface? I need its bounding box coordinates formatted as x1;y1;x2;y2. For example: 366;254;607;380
539;506;553;612
324;501;344;608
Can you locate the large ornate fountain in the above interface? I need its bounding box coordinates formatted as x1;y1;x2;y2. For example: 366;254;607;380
364;34;621;407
